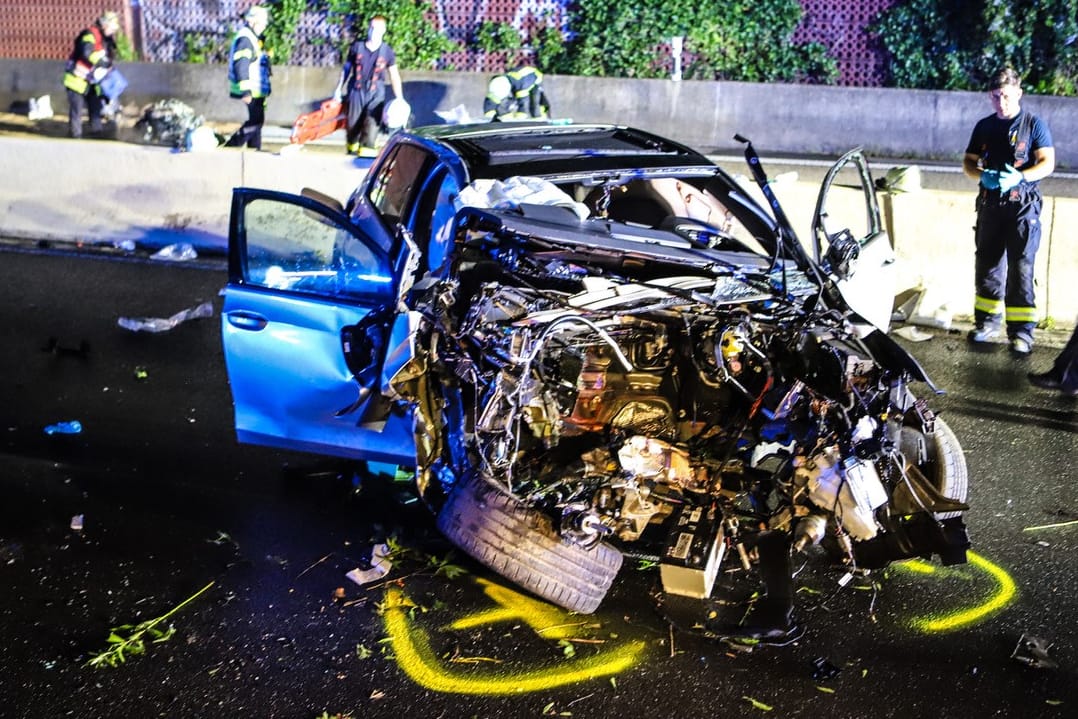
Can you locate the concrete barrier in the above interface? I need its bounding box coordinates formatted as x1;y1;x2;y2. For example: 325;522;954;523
1;134;1074;328
0;136;363;250
4;58;1078;168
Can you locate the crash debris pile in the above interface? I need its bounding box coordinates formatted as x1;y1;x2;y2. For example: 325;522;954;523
134;99;218;149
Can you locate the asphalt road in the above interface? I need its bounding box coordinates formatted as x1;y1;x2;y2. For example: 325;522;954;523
0;243;1076;718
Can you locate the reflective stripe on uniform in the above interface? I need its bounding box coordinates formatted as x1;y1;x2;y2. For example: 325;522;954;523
228;27;269;98
64;74;89;94
974;295;1004;314
1005;306;1037;323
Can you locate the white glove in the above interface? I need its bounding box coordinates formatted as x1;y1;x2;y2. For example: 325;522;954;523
91;66;110;83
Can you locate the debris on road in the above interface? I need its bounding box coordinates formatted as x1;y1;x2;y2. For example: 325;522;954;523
150;243;198;262
44;420;82;435
1022;519;1078;532
85;580;215;669
117;300;213;333
893;325;934;342
345;543;393;586
134;99;205;148
1011;633;1059;669
811;656;841;680
70;514;84;532
28;95;53;120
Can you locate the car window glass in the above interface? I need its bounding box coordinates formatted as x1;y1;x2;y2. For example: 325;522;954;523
421;171;460;275
588;178;767;255
367;143;431;225
243;198;389;299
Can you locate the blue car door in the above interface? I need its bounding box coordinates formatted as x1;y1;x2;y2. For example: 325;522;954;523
221;188;415;466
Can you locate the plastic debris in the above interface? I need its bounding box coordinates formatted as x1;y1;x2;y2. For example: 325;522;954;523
28;94;53;120
811;656;841;680
70;514;84;532
434;104;472;124
44;420;82;435
118;301;214;333
893;325;934;342
134;366;149;380
345;543;393;586
150;243;198;262
1012;633;1059;669
112;239;136;252
184;125;221;152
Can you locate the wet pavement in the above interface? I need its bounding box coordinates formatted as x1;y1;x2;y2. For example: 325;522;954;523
0;242;1076;718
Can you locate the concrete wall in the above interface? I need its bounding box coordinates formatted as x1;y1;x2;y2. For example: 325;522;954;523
4;58;1078;168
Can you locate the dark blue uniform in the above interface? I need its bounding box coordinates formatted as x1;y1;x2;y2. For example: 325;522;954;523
965;110;1052;341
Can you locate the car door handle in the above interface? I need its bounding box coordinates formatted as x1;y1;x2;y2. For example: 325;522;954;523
225;311;268;331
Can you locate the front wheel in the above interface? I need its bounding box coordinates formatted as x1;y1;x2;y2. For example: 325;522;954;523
436;474;622;614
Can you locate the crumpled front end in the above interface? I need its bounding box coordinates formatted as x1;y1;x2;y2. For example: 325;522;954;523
391;206;969;619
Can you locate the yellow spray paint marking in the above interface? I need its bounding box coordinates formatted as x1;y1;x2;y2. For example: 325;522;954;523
382;584;646;695
896;551;1017;632
447;578;585;640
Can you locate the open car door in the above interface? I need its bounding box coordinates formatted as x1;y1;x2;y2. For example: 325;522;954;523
811;149;896;334
221;188;415;465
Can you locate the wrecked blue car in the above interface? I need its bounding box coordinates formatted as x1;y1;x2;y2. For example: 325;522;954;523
221;123;969;641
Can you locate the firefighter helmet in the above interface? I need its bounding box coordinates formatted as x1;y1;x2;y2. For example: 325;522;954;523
383;98;411;130
245;5;270;25
488;75;512;102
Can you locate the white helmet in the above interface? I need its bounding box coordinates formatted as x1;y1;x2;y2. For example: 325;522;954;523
245;5;269;25
488;75;512;102
383;98;411;130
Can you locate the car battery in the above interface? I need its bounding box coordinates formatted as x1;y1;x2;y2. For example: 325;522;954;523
660;503;725;599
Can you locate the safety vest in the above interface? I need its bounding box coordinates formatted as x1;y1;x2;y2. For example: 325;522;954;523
228;26;271;99
63;25;108;95
506;66;543;99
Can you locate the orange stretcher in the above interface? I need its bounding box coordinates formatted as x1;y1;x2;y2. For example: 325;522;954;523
290;99;346;144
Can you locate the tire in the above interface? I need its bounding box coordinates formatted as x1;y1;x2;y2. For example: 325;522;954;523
898;416;968;520
436;474;623;614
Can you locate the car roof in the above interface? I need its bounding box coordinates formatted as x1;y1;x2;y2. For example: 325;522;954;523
411;122;716;180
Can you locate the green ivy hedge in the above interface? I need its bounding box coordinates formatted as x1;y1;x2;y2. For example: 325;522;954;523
873;0;1078;95
203;0;1078;96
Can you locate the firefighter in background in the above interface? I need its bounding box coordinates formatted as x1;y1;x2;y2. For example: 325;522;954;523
483;65;550;121
62;10;120;138
226;5;272;150
961;67;1055;355
333;16;406;155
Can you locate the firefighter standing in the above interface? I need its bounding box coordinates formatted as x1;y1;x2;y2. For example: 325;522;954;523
962;67;1055;355
226;5;272;150
484;65;550;121
333;16;405;155
62;11;120;138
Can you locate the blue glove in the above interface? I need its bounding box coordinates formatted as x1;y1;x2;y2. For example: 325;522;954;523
979;169;1000;190
998;164;1024;192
